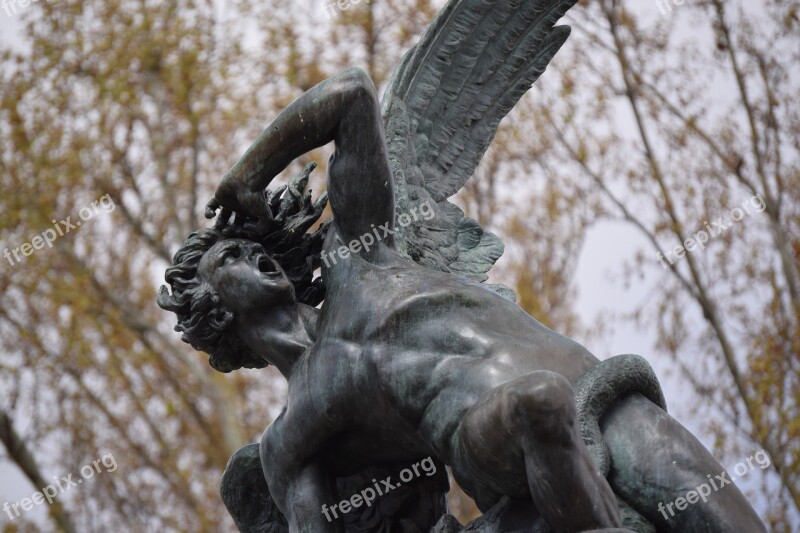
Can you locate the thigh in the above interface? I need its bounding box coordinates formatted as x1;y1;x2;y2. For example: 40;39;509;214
450;371;568;509
602;394;767;533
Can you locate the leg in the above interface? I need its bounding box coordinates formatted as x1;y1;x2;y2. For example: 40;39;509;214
451;371;622;532
221;444;451;532
220;444;288;532
602;394;767;532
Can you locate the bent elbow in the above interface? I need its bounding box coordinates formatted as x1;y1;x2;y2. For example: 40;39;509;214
336;67;378;101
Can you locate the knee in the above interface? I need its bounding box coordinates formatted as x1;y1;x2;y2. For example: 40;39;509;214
223;443;263;489
503;371;577;440
221;443;272;528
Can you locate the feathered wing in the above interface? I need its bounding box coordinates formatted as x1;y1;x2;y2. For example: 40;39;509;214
381;0;577;299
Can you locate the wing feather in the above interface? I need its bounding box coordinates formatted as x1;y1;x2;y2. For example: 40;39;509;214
382;0;576;297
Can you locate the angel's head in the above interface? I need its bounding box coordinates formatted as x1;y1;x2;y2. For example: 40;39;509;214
158;166;328;373
157;230;279;372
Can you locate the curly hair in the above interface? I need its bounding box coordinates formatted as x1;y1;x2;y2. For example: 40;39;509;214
157;163;329;373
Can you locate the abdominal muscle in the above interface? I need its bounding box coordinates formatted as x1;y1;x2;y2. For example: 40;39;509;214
320;247;599;463
359;314;597;462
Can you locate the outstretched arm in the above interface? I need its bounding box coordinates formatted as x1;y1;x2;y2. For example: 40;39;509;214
209;67;395;247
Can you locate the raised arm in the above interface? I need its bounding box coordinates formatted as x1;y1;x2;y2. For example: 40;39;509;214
209;67;395;247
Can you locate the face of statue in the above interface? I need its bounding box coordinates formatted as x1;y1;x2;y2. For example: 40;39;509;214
198;239;296;315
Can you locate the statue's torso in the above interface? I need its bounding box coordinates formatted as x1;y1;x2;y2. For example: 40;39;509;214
303;246;597;475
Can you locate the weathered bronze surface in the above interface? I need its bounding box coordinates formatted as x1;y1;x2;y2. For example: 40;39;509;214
158;1;767;531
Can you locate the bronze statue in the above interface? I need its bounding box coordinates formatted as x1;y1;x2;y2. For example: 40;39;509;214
158;1;767;531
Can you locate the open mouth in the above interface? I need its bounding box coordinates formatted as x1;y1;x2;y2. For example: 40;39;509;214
257;255;279;275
